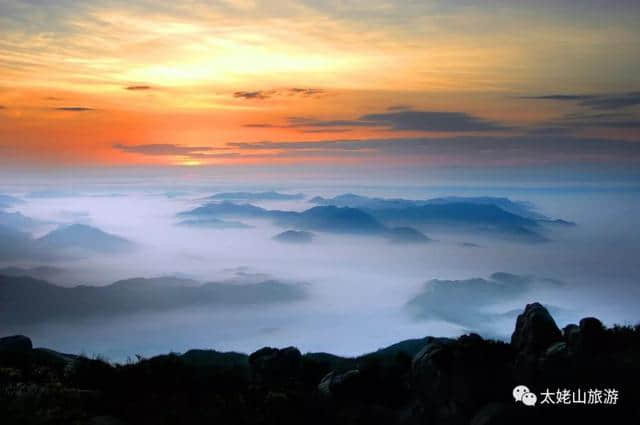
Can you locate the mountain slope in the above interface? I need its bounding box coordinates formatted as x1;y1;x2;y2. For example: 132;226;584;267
36;224;135;254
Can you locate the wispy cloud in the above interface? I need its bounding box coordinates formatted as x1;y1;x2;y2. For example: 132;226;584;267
386;105;413;111
226;135;640;164
125;85;152;91
112;143;268;160
233;90;276;100
527;111;640;133
287;88;325;97
233;88;325;100
526;94;596;101
114;143;215;156
581;92;640;110
248;110;509;132
359;110;509;132
526;92;640;110
54;106;94;112
112;134;640;165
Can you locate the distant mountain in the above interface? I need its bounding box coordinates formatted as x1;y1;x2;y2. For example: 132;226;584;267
274;206;386;234
309;193;577;241
385;227;430;244
371;202;535;227
0;265;66;281
310;193;421;210
36;224;135;254
177;217;252;229
424;196;545;219
109;277;202;289
0;275;308;325
207;191;305;201
0;194;24;209
0;210;42;232
370;203;548;241
0;224;38;261
310;194;544;219
179;201;268;218
178;196;570;241
273;230;314;244
179;203;387;235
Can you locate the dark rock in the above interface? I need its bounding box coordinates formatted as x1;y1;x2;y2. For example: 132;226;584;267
563;323;579;339
411;336;511;424
578;317;606;353
511;303;562;353
0;335;32;353
249;346;302;387
458;333;483;344
544;341;568;359
471;402;534;425
88;416;127;425
317;369;361;398
32;348;78;366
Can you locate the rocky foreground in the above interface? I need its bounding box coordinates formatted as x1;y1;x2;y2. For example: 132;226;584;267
1;303;639;425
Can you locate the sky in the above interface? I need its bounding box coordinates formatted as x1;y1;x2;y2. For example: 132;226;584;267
0;0;639;171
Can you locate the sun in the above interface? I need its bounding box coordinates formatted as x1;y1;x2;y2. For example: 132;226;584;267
180;160;202;166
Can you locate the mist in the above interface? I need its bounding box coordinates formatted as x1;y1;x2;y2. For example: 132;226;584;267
1;175;639;361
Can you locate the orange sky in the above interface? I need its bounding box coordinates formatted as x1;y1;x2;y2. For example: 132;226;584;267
1;1;639;167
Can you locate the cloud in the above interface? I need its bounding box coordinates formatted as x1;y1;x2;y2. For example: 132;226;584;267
581;92;640;110
226;135;640;164
288;116;384;128
529;111;640;132
54;106;94;111
233;88;326;100
113;133;640;165
526;94;596;101
125;85;152;91
114;143;215;156
526;92;640;110
300;128;353;133
247;110;509;133
234;90;276;100
387;105;413;111
243;123;279;128
113;143;267;160
359;110;509;132
287;88;325;97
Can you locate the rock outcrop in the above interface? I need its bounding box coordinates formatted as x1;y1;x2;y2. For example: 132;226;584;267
1;303;639;425
248;346;302;387
511;302;562;353
0;335;32;353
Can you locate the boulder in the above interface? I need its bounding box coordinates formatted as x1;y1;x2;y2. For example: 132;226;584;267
578;317;606;353
317;369;361;398
411;336;510;425
471;402;535;425
0;335;32;353
511;303;562;354
544;341;568;359
249;346;302;387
